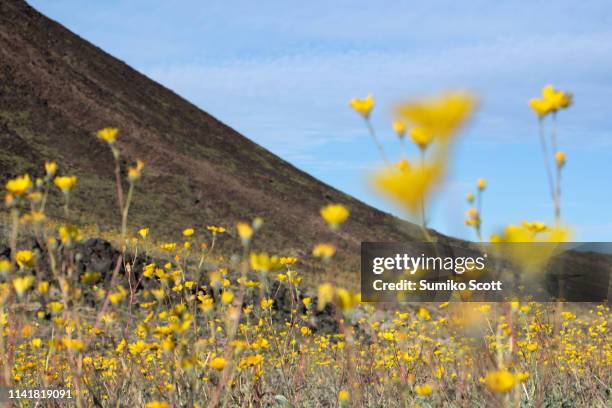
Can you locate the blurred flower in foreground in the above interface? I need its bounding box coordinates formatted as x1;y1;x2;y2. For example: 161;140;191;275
348;94;374;118
371;160;444;215
485;370;516;393
317;283;359;312
490;222;571;272
491;222;570;243
395;91;477;141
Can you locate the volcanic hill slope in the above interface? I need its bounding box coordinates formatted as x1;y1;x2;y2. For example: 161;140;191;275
0;0;429;274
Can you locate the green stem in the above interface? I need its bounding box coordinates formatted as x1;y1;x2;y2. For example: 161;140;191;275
121;182;135;248
365;118;390;165
551;113;561;224
420;149;427;228
538;118;556;217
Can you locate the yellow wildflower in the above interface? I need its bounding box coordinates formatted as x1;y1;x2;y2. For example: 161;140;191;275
555;151;566;167
47;301;63;314
127;159;144;181
16;250;34;268
116;339;126;352
138;228;149;239
53;176;77;193
236;222;253;244
317;283;335;311
335;287;359;312
528;98;553;118
477;178;486;191
182;228;195;237
313;243;336;260
372;160;444;214
410;127;434;150
466;207;478;220
210;357;226;370
338;389;350;402
221;291;234;304
415;384;432;396
13;275;35;297
128;340;148;355
145;401;169;408
62;337;85;350
37;280;49;294
250;252;281;272
6;174;32;196
207;225;226;234
320;203;349;229
485;369;516;393
542;85;572;111
260;298;274;309
159;242;176;251
417;307;431;321
395;91;476;140
59;225;81;245
392;120;407;138
44;161;58;176
97;127;119;144
280;256;297;265
349;94;374;118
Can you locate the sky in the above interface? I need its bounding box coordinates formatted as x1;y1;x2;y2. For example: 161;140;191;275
29;0;612;241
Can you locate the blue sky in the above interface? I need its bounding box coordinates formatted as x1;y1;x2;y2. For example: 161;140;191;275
29;0;612;241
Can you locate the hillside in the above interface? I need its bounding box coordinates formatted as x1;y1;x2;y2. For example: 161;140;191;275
0;0;425;273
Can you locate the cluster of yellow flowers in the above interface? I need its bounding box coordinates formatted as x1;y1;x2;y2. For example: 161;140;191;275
1;81;609;407
350;91;476;228
529;85;572;119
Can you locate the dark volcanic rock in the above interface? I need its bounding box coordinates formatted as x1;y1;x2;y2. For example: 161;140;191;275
75;238;121;278
0;245;10;260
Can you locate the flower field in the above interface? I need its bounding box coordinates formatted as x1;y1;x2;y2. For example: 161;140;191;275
0;87;610;407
